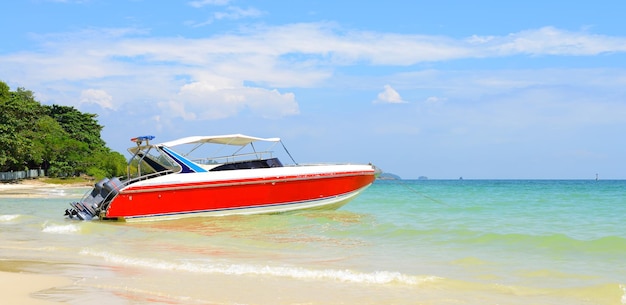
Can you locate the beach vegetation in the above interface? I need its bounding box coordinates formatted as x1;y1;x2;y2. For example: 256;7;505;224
0;80;126;179
37;176;93;185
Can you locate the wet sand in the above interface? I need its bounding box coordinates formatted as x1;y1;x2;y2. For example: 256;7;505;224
0;271;72;304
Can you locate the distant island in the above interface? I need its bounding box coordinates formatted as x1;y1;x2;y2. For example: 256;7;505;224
377;173;430;180
377;172;402;180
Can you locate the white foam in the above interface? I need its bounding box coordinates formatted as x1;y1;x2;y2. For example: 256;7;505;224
0;214;20;222
42;223;81;234
79;249;438;286
620;284;626;305
47;189;68;196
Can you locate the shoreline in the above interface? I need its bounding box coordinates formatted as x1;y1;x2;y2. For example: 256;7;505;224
0;178;91;198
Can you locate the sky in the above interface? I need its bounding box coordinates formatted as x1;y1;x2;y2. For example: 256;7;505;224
2;0;626;179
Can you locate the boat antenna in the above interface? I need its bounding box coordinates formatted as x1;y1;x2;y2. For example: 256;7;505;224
280;140;298;165
395;179;448;206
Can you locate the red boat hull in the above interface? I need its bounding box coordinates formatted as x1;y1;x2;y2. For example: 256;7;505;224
105;170;375;221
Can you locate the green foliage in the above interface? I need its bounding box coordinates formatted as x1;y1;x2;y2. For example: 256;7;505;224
86;149;128;179
0;86;47;171
47;160;74;178
46;104;106;149
0;80;127;178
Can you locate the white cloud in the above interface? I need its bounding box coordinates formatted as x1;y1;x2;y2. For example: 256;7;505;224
424;96;446;105
189;6;263;27
162;81;299;120
80;89;114;109
2;24;626;124
214;7;263;21
373;85;406;104
15;24;625;78
188;0;230;8
470;26;626;56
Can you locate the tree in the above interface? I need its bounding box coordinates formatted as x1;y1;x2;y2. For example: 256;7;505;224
0;81;9;169
28;115;88;174
0;80;127;178
86;149;128;179
45;104;106;150
0;81;9;101
0;85;47;171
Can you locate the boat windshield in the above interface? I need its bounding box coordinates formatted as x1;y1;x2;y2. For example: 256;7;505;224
127;145;180;179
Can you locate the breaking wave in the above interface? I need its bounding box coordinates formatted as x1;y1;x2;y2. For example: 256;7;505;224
42;222;81;234
0;214;21;222
79;249;437;285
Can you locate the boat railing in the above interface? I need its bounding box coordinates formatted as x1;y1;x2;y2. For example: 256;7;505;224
192;151;275;165
79;170;174;205
125;169;175;185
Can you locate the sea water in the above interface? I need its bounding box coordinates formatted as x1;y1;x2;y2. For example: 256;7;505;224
0;180;625;304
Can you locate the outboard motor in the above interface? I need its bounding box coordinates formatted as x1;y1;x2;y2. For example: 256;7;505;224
102;177;123;198
65;177;123;220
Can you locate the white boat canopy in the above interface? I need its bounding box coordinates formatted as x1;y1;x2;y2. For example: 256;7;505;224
158;134;281;148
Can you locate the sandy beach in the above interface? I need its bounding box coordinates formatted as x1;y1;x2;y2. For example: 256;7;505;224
0;271;72;305
0;179;86;304
0;179;90;198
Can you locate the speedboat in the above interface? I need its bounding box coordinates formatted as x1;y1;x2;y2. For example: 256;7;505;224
65;134;379;221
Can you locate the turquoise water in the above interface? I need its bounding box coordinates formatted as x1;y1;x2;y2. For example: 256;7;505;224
1;180;625;304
